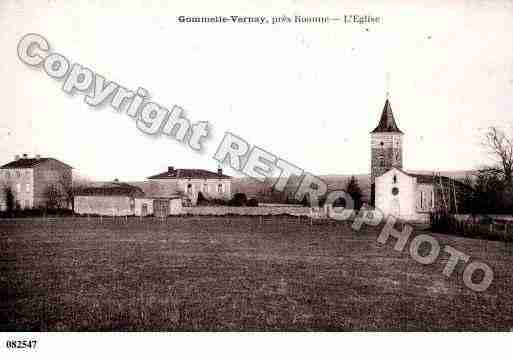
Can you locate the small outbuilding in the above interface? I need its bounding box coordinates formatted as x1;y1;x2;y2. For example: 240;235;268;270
75;180;184;217
74;181;144;216
152;197;183;217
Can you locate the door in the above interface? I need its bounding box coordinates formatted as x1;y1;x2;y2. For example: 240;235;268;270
390;198;400;218
154;199;169;218
141;203;148;217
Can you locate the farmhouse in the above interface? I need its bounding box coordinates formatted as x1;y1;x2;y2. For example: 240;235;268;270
0;154;72;210
371;98;468;222
74;180;183;217
147;166;232;205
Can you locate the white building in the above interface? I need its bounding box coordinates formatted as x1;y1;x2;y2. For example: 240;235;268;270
147;166;232;205
74;180;183;217
371;98;467;222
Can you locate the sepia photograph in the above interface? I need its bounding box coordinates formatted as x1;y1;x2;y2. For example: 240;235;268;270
0;0;512;356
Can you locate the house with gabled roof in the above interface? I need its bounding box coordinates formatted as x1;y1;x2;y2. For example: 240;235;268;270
147;166;232;205
74;179;184;217
74;179;145;216
0;154;72;210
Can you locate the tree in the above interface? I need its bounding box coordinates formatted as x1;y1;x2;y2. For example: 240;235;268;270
345;176;363;210
196;191;208;205
482;126;513;188
3;186;15;213
470;168;513;214
247;198;259;207
44;184;62;210
58;173;74;211
461;174;478;214
229;193;247;206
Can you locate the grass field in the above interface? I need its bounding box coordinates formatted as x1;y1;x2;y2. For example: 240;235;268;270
1;216;513;331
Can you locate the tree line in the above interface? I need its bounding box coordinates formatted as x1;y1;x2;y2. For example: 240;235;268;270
461;126;513;214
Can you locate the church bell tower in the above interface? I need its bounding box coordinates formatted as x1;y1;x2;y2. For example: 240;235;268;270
370;97;403;205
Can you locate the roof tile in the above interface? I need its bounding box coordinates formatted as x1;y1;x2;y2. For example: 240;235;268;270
148;168;231;180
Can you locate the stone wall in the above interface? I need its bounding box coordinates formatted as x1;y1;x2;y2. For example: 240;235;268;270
183;205;312;216
75;195;134;216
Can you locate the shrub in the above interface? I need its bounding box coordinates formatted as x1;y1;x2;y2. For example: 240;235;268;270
3;186;15;214
196;192;208;205
228;193;247;207
247;198;259;207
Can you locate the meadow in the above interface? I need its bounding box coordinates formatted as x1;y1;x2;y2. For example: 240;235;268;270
1;216;512;331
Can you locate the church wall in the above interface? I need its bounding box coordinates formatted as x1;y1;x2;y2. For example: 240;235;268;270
375;169;417;221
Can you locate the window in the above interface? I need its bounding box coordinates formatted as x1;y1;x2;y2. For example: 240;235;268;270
6;171;10;179
420;191;424;209
393;175;397;184
16;183;21;193
380;158;385;167
16;171;21;178
203;183;208;193
218;183;223;193
26;183;30;193
24;200;30;209
187;183;192;194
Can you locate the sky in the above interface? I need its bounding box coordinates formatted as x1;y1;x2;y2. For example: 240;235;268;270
1;0;512;181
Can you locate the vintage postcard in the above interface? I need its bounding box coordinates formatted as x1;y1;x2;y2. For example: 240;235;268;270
0;0;512;356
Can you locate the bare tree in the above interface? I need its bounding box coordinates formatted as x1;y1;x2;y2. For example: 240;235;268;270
58;173;83;211
44;184;62;210
483;126;513;187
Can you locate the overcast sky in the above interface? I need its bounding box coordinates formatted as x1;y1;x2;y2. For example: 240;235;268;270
1;0;512;180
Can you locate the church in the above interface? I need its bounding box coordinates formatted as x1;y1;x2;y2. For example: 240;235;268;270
370;98;466;222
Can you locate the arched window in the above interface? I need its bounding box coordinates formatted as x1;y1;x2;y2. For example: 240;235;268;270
393;175;397;184
218;183;223;193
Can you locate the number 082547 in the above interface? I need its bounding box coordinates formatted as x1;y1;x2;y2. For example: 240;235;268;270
5;340;37;349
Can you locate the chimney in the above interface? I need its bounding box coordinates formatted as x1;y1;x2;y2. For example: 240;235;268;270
22;153;28;159
217;167;223;176
14;155;20;161
168;166;174;173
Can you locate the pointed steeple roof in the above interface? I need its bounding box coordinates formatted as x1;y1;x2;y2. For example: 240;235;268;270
371;99;403;134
